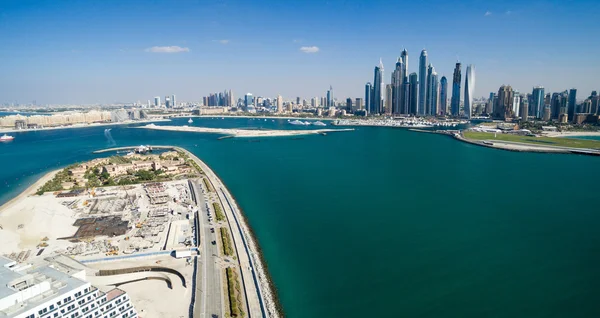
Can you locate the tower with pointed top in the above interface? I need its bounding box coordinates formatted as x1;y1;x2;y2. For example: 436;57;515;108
372;59;384;115
418;50;428;115
391;58;404;114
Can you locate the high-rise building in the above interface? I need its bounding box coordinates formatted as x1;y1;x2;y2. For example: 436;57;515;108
551;92;566;120
327;86;334;108
401;49;408;81
418;50;428;115
296;97;301;105
531;86;545;118
391;58;404;115
581;99;592;114
451;62;462;116
164;96;171;108
245;93;254;110
372;59;384;115
402;82;411;114
495;85;514;120
287;102;293;113
0;256;138;318
425;64;434;115
568;88;577;121
385;84;393;115
430;71;439;116
590;91;599;115
171;94;176;108
154;96;160;107
486;93;495;115
440;76;448;115
464;65;475;119
311;97;317;107
355;98;364;111
409;73;418;115
277;95;283;113
519;95;529;120
346;98;353;111
512;91;521;116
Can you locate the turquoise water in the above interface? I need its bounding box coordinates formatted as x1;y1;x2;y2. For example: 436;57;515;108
1;118;600;317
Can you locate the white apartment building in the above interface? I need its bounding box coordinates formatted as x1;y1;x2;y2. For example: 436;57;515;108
0;256;137;318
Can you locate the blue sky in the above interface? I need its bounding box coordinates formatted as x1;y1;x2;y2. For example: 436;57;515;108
1;0;599;104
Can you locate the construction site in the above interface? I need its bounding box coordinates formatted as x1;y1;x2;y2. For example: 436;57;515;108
0;178;198;263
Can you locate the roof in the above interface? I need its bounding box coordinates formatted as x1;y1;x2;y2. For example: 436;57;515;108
0;256;22;300
105;288;125;302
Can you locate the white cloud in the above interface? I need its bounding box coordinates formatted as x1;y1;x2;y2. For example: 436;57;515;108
300;46;319;53
213;39;229;45
145;46;190;53
484;11;492;16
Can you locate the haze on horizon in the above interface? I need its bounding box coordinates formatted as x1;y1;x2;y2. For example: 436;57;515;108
0;0;598;105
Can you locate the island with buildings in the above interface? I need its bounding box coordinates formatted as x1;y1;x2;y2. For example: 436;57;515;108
0;147;281;318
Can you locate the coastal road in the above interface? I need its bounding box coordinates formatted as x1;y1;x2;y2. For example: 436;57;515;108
192;180;224;318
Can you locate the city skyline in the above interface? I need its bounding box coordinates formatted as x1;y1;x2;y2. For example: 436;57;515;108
1;0;599;104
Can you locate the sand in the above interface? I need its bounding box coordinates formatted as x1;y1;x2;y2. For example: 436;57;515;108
138;124;353;137
0;118;170;134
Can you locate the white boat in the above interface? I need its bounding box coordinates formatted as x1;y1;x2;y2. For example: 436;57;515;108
289;120;310;126
188;118;193;124
312;121;327;126
0;134;14;142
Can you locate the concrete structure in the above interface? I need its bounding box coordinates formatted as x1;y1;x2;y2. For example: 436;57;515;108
276;95;283;113
0;256;137;318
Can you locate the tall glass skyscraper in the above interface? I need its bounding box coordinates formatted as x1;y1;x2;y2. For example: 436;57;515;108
451;62;462;116
568;88;577;121
391;58;404;114
418;50;428;115
409;73;418;115
372;59;384;115
531;86;545;118
430;71;439;115
365;82;373;114
440;76;448;115
426;64;434;115
464;65;475;119
244;93;254;109
401;49;408;81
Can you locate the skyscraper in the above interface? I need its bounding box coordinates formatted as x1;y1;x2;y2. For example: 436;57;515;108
385;84;393;115
372;59;384;115
409;73;418;115
401;49;408;81
531;86;545;118
495;85;514;120
326;85;334;108
164;96;171;108
154;96;160;107
171;94;176;108
440;76;448;115
245;93;254;110
355;98;364;110
568;88;577;121
430;71;439;116
277;94;283;113
451;62;462;116
519;95;529;120
365;82;373;114
418;50;428;115
346;98;353;111
425;64;432;115
391;58;404;114
464;65;475;119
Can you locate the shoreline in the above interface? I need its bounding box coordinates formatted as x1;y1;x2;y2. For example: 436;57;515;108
193;114;325;121
137;124;354;138
0;118;170;134
174;146;282;318
0;169;60;214
542;131;600;138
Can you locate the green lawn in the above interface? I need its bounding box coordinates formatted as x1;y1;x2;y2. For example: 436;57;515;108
463;131;600;149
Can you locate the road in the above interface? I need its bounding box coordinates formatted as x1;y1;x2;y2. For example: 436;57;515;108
191;180;224;318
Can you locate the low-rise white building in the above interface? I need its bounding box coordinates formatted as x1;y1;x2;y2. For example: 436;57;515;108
0;256;137;318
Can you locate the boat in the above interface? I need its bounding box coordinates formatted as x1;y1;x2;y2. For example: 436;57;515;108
188;118;193;124
289;120;310;126
0;134;14;142
312;121;327;126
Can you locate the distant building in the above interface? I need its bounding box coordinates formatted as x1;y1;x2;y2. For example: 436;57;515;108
164;96;171;108
418;50;428;116
567;88;577;121
519;94;529;120
14;120;26;130
154;96;160;107
372;59;384;115
346;98;353;112
244;93;254;110
409;73;418;115
171;94;177;108
464;65;475;119
385;84;393;115
495;85;514;120
365;82;373;114
531;86;545;118
355;98;364;111
451;62;462;116
276;95;283;113
439;76;448;115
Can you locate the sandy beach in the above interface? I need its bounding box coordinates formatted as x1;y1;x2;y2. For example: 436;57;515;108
0;169;59;214
138;123;354;137
542;131;600;138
